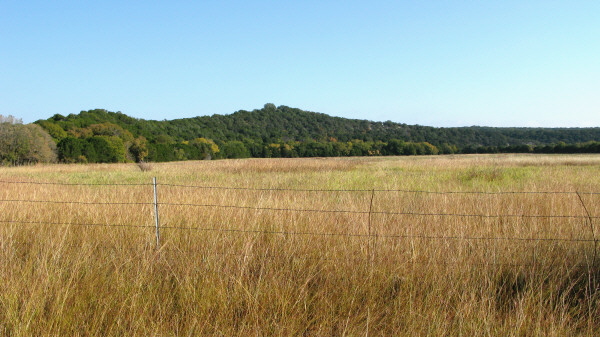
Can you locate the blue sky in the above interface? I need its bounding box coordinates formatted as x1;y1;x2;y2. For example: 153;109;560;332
1;1;599;127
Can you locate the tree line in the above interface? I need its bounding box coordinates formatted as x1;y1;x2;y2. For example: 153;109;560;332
2;105;600;165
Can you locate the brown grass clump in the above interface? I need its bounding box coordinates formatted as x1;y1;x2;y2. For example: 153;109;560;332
136;161;153;172
0;154;599;335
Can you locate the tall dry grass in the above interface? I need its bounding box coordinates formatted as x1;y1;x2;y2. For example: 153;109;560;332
0;154;599;335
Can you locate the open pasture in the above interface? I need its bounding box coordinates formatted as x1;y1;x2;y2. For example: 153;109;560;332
1;154;599;335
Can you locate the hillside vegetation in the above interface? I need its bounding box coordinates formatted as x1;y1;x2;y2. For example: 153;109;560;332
32;104;600;163
1;104;598;166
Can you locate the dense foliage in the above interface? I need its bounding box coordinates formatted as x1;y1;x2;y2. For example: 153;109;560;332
0;115;57;165
27;104;600;163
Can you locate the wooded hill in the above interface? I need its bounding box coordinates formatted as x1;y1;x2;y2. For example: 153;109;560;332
32;104;600;163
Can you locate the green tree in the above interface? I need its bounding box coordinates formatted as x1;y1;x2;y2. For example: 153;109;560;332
189;137;219;160
22;124;57;163
0;123;29;164
57;137;94;163
36;120;68;141
383;139;405;155
220;141;250;159
129;136;149;162
147;143;176;162
439;143;458;154
420;142;439;155
155;134;175;144
0;120;57;165
88;136;126;163
88;122;134;142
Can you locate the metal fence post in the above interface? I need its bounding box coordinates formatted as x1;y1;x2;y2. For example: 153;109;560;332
368;189;375;264
153;177;160;249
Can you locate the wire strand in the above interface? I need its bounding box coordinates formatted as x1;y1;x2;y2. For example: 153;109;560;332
4;179;598;195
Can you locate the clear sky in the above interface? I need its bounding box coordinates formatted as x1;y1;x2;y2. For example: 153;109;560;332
1;1;599;127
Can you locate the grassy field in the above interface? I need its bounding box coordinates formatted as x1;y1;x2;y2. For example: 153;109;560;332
1;154;599;336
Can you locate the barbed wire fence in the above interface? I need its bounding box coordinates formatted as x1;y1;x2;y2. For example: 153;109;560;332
0;178;598;267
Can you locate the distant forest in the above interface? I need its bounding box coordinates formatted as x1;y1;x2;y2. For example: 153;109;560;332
2;104;600;165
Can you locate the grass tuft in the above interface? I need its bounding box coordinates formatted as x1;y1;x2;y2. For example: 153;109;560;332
136;161;153;172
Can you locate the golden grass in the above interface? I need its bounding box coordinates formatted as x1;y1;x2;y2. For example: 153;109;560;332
1;154;599;335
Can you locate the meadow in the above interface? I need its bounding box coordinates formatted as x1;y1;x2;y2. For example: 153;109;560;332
0;154;599;336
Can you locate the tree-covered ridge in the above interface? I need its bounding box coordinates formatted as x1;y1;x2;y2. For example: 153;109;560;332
40;105;600;144
32;104;600;163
